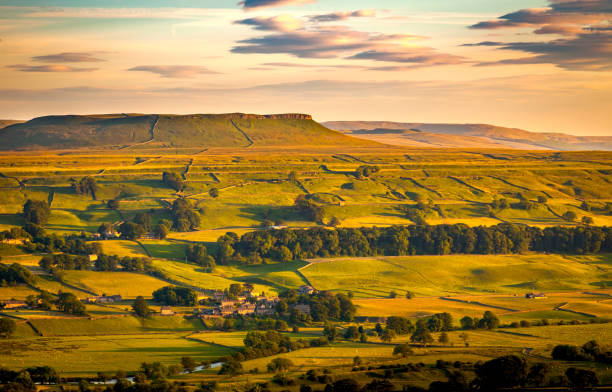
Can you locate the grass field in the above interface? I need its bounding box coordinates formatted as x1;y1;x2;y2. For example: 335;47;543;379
0;150;610;236
302;254;612;298
0;333;232;376
60;270;169;298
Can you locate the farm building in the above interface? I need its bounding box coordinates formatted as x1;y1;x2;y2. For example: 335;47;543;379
525;293;547;299
1;300;28;309
298;285;315;295
160;306;175;316
86;295;122;304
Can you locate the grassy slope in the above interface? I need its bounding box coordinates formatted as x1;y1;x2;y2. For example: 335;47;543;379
301;254;612;297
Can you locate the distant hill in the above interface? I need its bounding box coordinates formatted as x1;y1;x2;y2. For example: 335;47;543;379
323;121;612;151
0;120;23;130
0;113;376;151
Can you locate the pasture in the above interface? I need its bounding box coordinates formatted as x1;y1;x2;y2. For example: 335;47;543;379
301;254;612;298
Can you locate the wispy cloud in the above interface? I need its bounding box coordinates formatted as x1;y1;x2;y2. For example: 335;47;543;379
308;10;375;23
7;64;98;72
467;0;611;71
239;0;316;11
234;15;304;32
232;22;462;68
32;52;105;63
127;65;219;78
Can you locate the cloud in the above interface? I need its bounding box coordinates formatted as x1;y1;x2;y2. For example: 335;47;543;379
239;0;316;10
263;62;365;69
467;0;611;71
350;49;466;67
234;15;304;32
7;64;98;72
32;52;105;63
128;65;219;78
308;10;375;23
232;24;461;67
473;32;612;71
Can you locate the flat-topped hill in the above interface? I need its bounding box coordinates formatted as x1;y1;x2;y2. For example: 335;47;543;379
0;113;375;151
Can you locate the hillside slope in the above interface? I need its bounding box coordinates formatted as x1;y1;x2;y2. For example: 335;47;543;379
0;113;376;150
324;121;612;151
0;120;23;130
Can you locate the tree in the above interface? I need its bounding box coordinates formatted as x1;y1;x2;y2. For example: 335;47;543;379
133;212;152;231
267;358;293;374
460;316;475;330
56;292;86;315
153;223;169;239
478;311;500;330
332;379;361;392
218;360;242;377
162;172;184;192
329;217;341;227
438;332;449;345
323;324;338;341
132;296;150;318
563;210;577;222
107;199;120;210
119;222;144;240
405;291;414;299
566;367;598;391
389;291;397;298
23;199;50;226
209;188;219;198
72;177;97;198
344;326;359;340
474;355;526;390
393;343;413;357
181;357;198;373
0;318;16;338
353;356;362;366
582;216;594;225
410;327;433;346
381;328;396;343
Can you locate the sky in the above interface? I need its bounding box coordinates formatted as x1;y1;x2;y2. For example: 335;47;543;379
0;0;610;135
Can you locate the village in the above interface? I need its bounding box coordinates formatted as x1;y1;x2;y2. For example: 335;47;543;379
0;284;318;320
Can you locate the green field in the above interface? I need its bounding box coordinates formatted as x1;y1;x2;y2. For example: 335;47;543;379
301;254;612;297
60;270;169;298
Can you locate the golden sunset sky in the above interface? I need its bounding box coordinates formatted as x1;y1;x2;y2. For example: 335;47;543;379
0;0;610;135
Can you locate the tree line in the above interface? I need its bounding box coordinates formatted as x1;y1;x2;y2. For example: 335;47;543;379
216;223;612;264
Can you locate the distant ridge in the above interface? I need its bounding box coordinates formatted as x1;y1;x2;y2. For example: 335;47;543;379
323;121;612;151
0;113;375;151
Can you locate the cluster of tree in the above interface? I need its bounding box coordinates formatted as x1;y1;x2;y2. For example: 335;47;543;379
277;290;356;322
226;330;327;364
152;286;198;306
162;172;185;192
0;365;58;389
171;198;200;232
355;165;380;179
25;290;54;311
0;227;30;242
185;244;215;272
0;262;35;286
203;316;289;332
72;176;97;199
21;229;101;255
139;361;184;380
220;223;612;264
95;254;155;273
0;318;16;338
460;311;500;330
293;195;324;223
39;253;90;272
552;340;612;363
23;199;51;226
56;292;86;315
